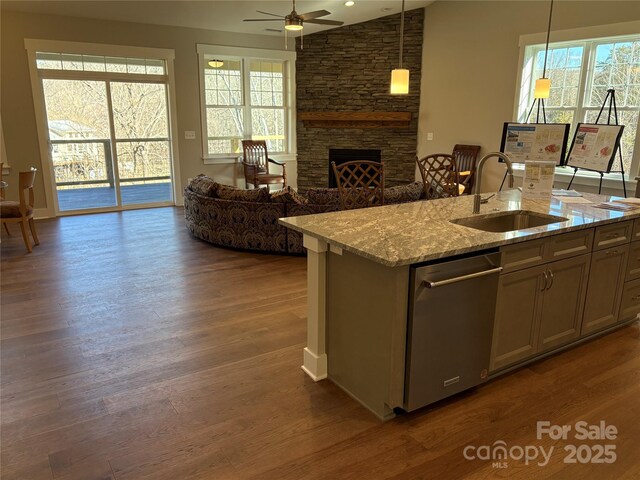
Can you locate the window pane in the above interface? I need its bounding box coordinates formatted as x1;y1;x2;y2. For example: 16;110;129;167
83;55;106;72
249;61;285;107
204;60;242;107
110;82;168;139
208;139;243;155
61;53;83;71
206;107;243;138
251;108;284;152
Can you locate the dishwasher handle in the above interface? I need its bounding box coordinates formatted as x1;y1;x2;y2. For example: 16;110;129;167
422;266;503;289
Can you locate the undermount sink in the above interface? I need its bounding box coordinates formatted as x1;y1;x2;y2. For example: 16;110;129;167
450;210;568;233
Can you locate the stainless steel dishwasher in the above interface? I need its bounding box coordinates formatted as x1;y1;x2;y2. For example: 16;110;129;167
404;251;502;411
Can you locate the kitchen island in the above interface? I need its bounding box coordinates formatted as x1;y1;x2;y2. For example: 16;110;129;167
280;190;640;419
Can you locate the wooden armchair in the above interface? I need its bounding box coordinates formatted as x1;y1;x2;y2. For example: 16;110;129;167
416;154;460;199
241;140;287;189
452;144;481;194
331;160;384;210
0;169;40;253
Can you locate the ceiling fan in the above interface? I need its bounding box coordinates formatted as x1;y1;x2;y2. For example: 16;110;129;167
243;0;344;32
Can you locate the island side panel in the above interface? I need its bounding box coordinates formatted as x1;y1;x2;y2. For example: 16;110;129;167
302;235;328;381
327;249;410;419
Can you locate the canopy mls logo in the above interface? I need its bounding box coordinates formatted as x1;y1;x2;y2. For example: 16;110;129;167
463;420;618;468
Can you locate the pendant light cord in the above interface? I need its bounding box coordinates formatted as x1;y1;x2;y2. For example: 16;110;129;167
399;0;405;68
542;0;554;77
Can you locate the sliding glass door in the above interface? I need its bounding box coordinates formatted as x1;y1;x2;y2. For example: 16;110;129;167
36;52;174;213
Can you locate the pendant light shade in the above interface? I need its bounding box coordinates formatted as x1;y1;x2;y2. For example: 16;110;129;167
534;78;551;99
390;69;410;95
208;59;224;68
390;0;409;95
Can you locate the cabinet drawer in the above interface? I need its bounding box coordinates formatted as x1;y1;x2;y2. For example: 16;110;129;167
619;278;640;322
546;229;593;261
594;221;632;251
633;218;640;242
627;242;640;281
500;238;546;273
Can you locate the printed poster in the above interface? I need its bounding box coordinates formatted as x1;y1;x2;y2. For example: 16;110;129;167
565;123;624;173
500;123;570;166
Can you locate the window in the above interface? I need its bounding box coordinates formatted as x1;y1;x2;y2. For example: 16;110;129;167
517;34;640;176
198;45;295;160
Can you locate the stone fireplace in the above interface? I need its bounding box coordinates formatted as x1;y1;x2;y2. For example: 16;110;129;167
295;8;424;191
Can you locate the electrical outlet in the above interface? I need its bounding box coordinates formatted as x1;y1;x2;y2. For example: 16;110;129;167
185;131;196;140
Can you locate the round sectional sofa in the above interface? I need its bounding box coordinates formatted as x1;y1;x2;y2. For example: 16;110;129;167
184;174;426;254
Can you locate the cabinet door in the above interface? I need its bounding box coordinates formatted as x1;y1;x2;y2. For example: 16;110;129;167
490;265;545;372
582;244;630;335
538;255;591;352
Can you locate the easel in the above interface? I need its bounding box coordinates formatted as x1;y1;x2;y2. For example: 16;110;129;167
566;88;627;197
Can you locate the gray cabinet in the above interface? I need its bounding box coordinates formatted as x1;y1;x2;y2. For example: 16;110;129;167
491;255;590;371
582;244;629;335
538;255;590;352
490;265;545;371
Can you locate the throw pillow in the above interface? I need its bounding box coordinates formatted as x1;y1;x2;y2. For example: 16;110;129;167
270;186;308;204
216;184;270;203
189;174;218;197
305;187;340;205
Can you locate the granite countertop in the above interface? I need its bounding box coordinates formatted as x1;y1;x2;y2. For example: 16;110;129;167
279;190;640;267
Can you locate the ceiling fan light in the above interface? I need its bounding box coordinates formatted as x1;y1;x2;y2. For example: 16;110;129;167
534;77;551;99
208;59;224;68
345;1;355;6
285;17;303;30
390;69;409;95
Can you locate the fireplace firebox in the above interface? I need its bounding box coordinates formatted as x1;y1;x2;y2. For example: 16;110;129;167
328;149;382;188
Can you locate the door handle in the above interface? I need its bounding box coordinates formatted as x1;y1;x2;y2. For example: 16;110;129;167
541;271;548;291
547;269;554;290
422;266;503;288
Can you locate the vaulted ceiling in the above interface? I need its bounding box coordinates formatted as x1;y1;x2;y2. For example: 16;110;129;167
1;1;433;36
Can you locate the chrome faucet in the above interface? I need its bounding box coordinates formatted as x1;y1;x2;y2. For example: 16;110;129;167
473;152;514;214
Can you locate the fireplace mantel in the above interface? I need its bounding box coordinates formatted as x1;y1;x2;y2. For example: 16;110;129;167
298;111;412;129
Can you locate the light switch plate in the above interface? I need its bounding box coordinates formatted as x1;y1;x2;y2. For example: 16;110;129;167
427;132;434;141
185;131;196;140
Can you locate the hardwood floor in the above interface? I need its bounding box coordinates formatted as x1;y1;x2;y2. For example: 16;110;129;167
1;206;639;479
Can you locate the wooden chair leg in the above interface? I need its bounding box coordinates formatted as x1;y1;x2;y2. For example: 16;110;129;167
19;220;33;253
29;218;40;245
3;222;9;236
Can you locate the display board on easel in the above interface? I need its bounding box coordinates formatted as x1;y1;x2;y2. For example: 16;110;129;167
500;123;570;166
565;88;627;197
565;123;624;173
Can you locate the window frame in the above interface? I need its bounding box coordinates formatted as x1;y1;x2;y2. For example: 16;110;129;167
514;21;640;184
197;44;296;163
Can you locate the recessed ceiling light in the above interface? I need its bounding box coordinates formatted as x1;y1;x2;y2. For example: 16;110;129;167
345;1;355;6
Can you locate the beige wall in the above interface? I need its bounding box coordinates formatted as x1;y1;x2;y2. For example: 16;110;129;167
0;9;295;212
419;1;640;194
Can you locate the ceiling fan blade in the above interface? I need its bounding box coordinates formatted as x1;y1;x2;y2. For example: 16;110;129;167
256;10;285;18
299;10;331;20
244;19;283;22
305;18;345;26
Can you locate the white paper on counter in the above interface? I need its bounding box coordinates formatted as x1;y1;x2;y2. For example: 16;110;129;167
522;161;556;198
553;196;594;204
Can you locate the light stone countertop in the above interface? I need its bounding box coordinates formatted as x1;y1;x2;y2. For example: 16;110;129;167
279;190;640;267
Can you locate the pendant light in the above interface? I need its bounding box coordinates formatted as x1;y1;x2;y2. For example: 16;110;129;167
534;0;554;99
390;0;409;95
